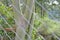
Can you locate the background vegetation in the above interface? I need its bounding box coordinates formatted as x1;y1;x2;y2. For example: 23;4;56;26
0;0;60;40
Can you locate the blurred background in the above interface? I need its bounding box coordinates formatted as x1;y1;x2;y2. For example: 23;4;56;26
0;0;60;40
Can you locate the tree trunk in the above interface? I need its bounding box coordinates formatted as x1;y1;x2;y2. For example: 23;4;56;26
12;0;34;40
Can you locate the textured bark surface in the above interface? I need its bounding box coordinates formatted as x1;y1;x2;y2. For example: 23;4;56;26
12;0;34;40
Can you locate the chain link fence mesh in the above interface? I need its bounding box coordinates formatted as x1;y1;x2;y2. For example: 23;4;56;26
0;0;60;40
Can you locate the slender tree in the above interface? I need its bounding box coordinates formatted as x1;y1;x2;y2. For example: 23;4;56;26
12;0;34;40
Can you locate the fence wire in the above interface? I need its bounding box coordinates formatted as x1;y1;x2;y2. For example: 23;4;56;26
0;0;60;40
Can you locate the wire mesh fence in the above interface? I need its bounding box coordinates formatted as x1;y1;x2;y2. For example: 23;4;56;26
0;0;60;40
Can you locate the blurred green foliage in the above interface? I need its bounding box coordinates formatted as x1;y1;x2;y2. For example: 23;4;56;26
0;2;15;28
0;2;15;39
0;0;60;40
32;0;60;40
